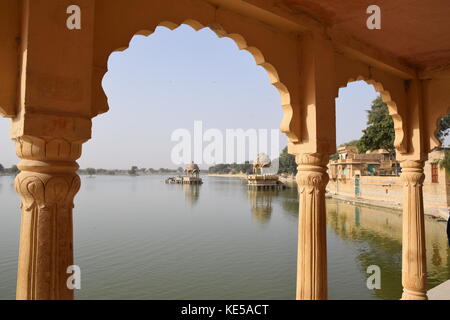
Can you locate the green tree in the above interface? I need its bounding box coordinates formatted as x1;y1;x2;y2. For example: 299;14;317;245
430;114;450;174
86;168;96;177
439;150;450;174
340;140;359;149
329;153;339;161
356;96;450;174
10;165;19;175
0;163;4;173
438;114;450;141
278;147;297;175
357;96;395;155
128;166;138;176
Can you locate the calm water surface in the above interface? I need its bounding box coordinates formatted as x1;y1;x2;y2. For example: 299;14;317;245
0;175;448;300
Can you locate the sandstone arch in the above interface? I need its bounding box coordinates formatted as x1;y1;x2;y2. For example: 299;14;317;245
337;76;407;154
95;20;297;143
425;78;450;152
430;109;450;151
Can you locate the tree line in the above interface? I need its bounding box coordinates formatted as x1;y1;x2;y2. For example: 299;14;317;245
208;148;297;175
79;166;186;176
0;164;19;175
208;162;253;175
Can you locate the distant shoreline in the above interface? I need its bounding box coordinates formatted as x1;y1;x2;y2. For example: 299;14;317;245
0;172;297;182
78;173;184;176
208;173;297;183
208;173;247;179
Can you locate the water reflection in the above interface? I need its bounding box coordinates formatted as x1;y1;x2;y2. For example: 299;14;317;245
247;189;276;223
280;187;299;218
183;184;201;205
257;187;449;299
326;199;450;299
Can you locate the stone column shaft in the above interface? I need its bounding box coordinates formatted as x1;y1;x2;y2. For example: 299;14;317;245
400;160;428;300
296;153;329;300
15;136;82;300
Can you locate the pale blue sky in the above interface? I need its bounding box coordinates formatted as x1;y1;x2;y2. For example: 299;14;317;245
0;26;378;169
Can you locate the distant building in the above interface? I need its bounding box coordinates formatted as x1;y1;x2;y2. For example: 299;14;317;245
184;162;200;179
328;146;399;179
327;148;450;218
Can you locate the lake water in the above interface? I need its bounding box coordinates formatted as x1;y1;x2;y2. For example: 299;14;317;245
0;175;448;300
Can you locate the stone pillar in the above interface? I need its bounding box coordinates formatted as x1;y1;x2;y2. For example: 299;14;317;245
14;136;82;300
296;153;329;300
400;160;428;300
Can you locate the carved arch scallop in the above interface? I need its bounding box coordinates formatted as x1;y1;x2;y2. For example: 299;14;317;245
425;78;450;151
336;75;408;154
92;18;300;143
430;106;450;151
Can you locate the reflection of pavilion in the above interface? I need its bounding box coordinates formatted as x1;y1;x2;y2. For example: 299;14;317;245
183;184;201;205
248;189;278;223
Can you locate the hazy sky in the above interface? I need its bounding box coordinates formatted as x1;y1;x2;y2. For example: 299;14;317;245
0;26;378;169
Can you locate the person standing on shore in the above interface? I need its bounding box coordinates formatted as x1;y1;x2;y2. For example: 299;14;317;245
447;211;450;247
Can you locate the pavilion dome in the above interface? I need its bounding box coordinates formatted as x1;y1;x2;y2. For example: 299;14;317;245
253;153;271;168
185;162;200;173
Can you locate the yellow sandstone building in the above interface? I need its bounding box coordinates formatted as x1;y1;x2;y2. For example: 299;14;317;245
1;0;450;300
328;147;450;218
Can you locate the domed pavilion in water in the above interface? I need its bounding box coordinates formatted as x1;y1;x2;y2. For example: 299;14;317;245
247;154;285;190
166;162;203;185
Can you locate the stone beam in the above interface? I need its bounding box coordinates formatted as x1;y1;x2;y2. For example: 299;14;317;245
288;33;336;156
328;29;417;80
419;63;450;80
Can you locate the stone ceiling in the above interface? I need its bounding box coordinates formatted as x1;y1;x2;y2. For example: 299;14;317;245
281;0;450;69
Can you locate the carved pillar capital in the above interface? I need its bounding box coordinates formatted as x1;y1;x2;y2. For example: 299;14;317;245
295;152;329;300
399;160;428;300
295;152;329;167
400;160;425;185
295;153;329;190
14;135;83;300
